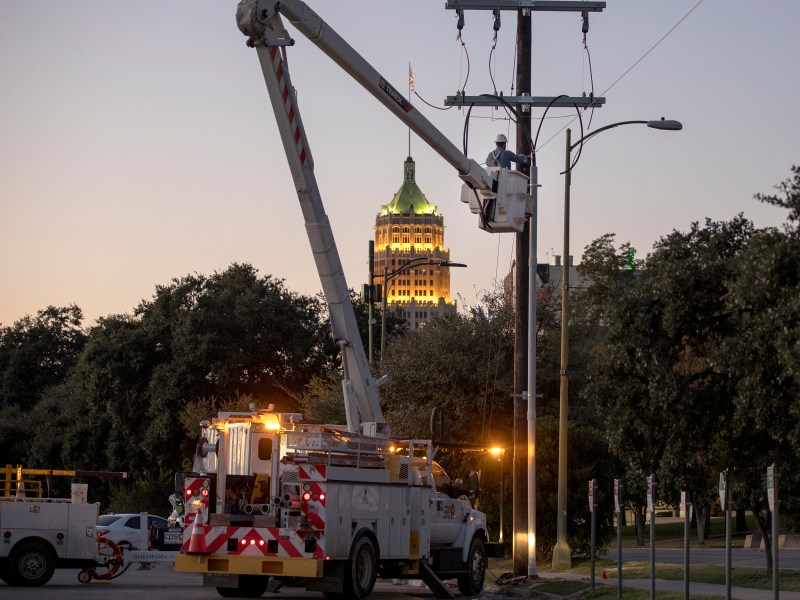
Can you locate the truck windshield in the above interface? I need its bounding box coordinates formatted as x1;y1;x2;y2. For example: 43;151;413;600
431;462;452;493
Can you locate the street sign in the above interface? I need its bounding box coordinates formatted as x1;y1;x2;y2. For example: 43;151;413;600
719;472;727;511
614;478;620;514
647;474;655;514
589;478;597;513
767;465;776;512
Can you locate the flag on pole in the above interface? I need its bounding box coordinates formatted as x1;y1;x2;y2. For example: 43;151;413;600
409;63;414;93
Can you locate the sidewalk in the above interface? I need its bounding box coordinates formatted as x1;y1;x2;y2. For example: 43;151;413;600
601;577;800;599
536;570;800;599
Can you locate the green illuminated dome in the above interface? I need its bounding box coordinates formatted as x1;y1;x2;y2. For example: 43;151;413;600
381;157;438;216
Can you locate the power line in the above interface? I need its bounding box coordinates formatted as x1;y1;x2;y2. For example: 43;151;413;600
601;0;706;98
538;0;706;151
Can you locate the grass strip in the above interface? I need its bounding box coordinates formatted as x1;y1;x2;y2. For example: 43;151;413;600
488;556;800;593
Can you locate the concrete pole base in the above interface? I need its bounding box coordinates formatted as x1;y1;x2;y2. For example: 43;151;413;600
551;541;572;571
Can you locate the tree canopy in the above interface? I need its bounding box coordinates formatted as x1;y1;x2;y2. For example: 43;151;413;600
580;166;800;557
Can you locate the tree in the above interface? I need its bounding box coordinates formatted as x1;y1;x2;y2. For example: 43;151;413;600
715;167;800;570
576;235;661;543
584;216;755;544
580;166;800;565
379;287;515;446
298;372;348;425
535;415;616;558
0;305;86;466
0;305;86;409
19;264;332;512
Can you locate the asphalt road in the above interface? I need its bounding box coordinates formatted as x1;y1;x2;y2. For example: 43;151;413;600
3;548;797;600
0;565;442;600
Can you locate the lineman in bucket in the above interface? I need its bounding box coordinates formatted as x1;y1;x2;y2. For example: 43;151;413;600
486;133;530;169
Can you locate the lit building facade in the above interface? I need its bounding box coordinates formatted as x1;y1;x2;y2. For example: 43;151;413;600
374;156;457;330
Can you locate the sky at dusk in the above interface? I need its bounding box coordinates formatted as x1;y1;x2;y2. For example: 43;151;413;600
1;1;798;326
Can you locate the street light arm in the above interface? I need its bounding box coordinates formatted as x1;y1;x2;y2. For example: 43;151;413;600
380;258;466;281
563;118;682;174
383;257;439;280
378;258;466;363
569;120;648;151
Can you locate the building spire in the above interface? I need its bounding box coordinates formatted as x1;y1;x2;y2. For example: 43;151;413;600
408;63;414;157
404;156;415;183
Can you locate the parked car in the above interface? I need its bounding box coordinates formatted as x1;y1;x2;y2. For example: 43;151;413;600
96;513;170;550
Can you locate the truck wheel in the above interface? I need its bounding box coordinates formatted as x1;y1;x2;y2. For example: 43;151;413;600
0;563;14;585
343;535;377;600
215;575;269;598
238;575;269;597
7;541;56;586
457;536;486;597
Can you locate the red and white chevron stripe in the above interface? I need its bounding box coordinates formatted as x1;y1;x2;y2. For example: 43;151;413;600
183;476;211;526
269;46;306;166
181;525;324;559
298;464;326;481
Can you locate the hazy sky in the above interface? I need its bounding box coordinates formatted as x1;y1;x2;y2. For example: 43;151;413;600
1;1;797;326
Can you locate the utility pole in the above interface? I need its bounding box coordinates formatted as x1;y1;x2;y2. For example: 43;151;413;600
513;6;532;579
444;0;605;578
367;241;375;366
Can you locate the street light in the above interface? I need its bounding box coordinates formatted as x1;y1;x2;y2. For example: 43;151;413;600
488;446;507;544
378;258;467;362
551;118;682;571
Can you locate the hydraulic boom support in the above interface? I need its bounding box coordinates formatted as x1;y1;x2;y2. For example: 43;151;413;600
237;2;388;438
237;0;492;191
236;0;532;438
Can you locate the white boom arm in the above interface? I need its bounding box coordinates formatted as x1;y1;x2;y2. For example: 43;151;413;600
237;0;532;233
235;0;531;438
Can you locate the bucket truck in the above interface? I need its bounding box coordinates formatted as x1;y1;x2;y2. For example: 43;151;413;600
173;2;519;598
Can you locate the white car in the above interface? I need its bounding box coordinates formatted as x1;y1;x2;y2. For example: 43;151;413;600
96;513;170;550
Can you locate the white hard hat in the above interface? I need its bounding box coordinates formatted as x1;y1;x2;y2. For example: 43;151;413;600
495;133;508;144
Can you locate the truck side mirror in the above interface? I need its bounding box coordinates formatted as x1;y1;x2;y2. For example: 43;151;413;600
174;472;184;497
468;470;480;500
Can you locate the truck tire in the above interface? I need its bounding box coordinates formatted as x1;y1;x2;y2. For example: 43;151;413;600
325;534;377;600
215;574;269;598
0;562;14;585
457;536;486;597
6;541;56;587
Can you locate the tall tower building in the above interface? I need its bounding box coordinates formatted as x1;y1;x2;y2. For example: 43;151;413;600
374;156;457;330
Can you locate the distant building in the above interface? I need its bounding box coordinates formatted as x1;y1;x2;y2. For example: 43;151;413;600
504;255;592;303
540;255;592;298
374;156;457;330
